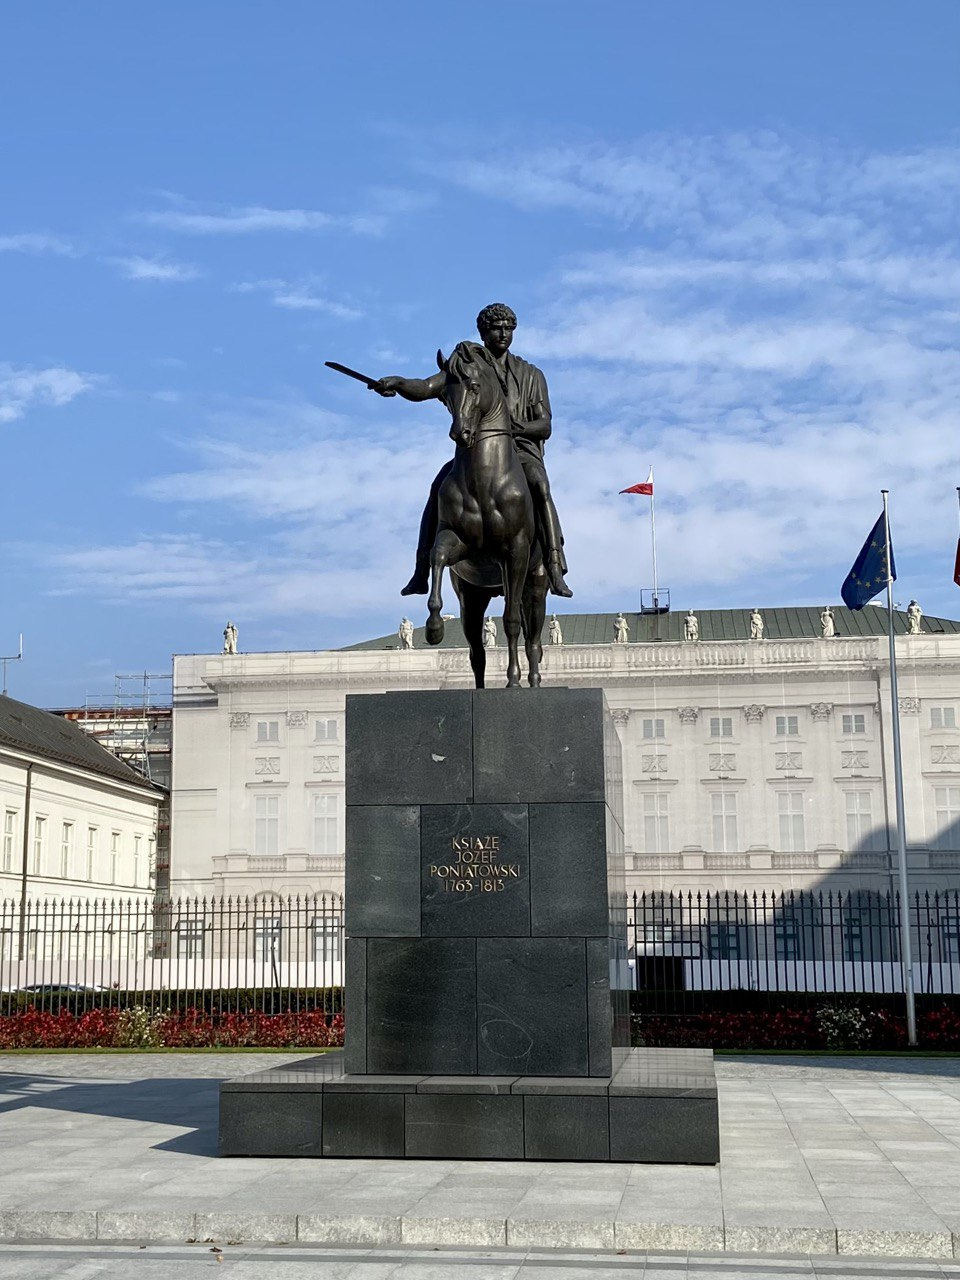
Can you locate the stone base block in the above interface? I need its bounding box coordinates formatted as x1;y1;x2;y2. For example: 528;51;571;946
220;1047;719;1164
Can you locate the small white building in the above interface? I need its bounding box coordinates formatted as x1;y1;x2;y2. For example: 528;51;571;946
169;607;960;901
0;694;163;905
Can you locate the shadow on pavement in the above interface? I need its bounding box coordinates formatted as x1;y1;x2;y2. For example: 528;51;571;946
0;1072;218;1156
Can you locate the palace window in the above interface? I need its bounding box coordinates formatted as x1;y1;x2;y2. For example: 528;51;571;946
176;918;204;960
777;792;805;852
642;792;669;853
110;831;120;883
706;922;743;960
60;822;74;878
133;835;142;884
774;913;801;960
2;811;15;873
256;719;280;743
842;914;864;961
933;787;960;851
313;793;338;857
842;714;866;734
711;792;738;852
255;917;282;964
846;791;881;852
254;795;279;856
709;717;733;738
32;816;45;875
311;914;342;962
314;718;338;742
931;706;957;730
641;718;665;739
86;827;98;881
776;715;799;736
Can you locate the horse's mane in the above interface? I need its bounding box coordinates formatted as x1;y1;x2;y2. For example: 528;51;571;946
445;340;490;382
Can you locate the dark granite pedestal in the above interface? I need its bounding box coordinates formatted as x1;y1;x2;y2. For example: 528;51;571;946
220;1046;720;1163
219;688;719;1164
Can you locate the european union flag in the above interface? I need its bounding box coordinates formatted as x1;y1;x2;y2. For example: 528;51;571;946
841;513;896;609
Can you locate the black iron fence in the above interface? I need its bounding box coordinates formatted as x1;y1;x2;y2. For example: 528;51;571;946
1;889;958;1018
0;895;344;1015
630;889;960;1016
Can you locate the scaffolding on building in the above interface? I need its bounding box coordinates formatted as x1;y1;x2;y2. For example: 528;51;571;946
59;672;173;898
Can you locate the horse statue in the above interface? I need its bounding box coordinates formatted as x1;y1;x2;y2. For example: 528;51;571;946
424;341;549;689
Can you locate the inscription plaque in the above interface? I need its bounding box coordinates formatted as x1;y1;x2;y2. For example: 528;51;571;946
421;804;530;937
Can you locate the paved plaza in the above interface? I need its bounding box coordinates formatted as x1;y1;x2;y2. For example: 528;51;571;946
1;1052;959;1272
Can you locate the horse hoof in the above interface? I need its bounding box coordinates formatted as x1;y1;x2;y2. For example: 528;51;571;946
528;673;542;688
425;615;444;646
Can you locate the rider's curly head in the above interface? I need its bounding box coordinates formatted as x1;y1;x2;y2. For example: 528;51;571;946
476;302;517;334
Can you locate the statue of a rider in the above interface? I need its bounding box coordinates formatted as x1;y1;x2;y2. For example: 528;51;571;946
372;303;573;599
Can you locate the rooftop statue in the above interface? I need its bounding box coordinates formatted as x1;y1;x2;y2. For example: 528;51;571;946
328;304;571;688
398;617;414;650
222;621;238;655
907;600;922;635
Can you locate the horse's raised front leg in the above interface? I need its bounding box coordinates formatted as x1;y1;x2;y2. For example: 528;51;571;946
501;539;531;688
426;527;467;646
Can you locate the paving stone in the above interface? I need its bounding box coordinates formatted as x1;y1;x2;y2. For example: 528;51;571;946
95;1211;196;1241
0;1211;97;1241
400;1215;507;1246
835;1228;955;1259
295;1214;402;1244
506;1217;616;1249
192;1213;296;1243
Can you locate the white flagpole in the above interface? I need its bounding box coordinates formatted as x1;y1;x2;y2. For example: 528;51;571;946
649;468;659;610
882;488;917;1046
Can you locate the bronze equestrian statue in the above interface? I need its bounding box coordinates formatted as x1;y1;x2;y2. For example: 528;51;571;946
328;303;571;688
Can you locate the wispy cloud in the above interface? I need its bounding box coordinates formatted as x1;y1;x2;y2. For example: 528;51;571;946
109;255;200;282
0;232;74;255
0;364;97;424
42;131;960;628
234;278;362;319
140;199;385;236
426;130;960;605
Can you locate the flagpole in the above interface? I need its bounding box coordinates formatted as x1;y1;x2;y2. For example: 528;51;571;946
882;488;917;1047
650;469;659;610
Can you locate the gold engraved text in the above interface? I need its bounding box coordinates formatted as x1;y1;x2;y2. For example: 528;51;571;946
428;834;521;896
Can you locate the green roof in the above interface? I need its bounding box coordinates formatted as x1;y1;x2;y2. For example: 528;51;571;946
343;606;960;652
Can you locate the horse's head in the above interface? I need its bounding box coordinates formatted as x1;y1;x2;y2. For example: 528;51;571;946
437;342;495;449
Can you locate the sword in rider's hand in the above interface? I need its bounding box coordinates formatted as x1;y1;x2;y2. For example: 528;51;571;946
324;361;396;396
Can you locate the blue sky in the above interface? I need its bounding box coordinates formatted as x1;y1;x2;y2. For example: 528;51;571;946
2;1;959;706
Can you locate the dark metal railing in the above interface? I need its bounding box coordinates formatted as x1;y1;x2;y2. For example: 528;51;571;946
628;889;960;1014
2;889;957;1023
0;894;343;1015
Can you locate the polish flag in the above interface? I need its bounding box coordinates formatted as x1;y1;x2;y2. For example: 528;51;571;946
620;466;654;496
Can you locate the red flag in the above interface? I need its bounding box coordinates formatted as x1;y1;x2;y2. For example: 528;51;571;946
954;537;960;587
620;465;654;497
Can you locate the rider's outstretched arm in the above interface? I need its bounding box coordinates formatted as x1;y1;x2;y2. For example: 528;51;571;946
372;372;444;401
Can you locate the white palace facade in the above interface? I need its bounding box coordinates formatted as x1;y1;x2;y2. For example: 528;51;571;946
169;607;960;902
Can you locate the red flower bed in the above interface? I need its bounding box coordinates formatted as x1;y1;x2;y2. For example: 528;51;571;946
0;1005;344;1050
635;1004;960;1051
